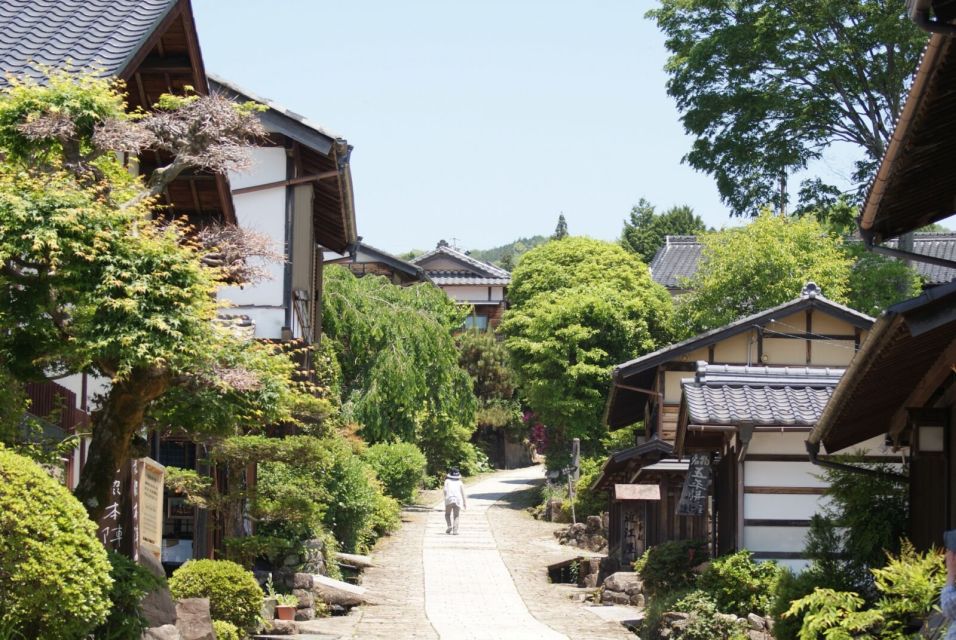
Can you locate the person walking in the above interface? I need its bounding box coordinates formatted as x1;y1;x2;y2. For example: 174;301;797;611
443;467;467;535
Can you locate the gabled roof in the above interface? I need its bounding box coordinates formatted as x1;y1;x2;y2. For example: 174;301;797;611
860;34;956;242
411;243;511;286
590;438;675;491
649;236;703;289
649;234;956;290
208;76;357;253
681;363;844;427
808;278;956;453
327;242;428;282
605;286;874;429
0;0;181;84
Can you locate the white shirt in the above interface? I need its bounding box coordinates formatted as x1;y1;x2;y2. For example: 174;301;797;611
443;478;465;507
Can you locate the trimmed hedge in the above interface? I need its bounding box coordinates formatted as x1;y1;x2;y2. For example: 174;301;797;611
0;447;112;639
168;559;263;632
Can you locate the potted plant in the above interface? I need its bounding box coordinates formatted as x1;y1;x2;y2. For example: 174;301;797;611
274;593;299;621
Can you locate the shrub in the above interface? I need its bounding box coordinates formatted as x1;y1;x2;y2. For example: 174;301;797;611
698;550;782;617
672;590;748;640
212;620;240;640
168;559;263;632
92;551;166;640
638;539;709;596
0;447;112;639
363;442;427;502
563;456;607;520
770;566;842;640
638;587;692;640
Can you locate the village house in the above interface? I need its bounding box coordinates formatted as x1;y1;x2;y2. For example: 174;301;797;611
325;241;429;286
595;284;889;571
411;241;511;330
807;29;956;552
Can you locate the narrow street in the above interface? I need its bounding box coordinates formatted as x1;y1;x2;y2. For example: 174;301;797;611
301;466;635;640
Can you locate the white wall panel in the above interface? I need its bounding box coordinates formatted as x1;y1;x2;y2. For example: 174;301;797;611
745;494;830;520
744;526;809;552
745;461;827;488
225;307;285;340
747;432;807;454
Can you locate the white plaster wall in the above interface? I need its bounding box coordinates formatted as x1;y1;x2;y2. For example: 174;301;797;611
745;461;827;488
744;526;809;553
665;371;694;403
442;285;489;302
744;494;830;520
223;307;286;340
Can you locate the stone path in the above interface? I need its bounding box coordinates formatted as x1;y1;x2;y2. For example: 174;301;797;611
300;465;634;640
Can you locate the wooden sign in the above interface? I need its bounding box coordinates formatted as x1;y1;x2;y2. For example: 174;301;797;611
614;483;661;501
676;453;712;517
96;457;165;562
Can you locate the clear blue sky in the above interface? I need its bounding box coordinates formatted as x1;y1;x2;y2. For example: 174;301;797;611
193;1;737;254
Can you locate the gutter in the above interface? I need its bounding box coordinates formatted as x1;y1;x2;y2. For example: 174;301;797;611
805;439;908;483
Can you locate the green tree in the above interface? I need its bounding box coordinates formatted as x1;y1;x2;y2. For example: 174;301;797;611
677;212;853;333
501;239;672;464
552;213;569;240
620;198;708;263
322;266;477;473
649;0;927;215
458;329;522;432
0;72;308;522
845;242;922;317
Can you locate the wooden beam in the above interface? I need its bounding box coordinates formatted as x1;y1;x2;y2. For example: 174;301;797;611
119;2;184;81
888;336;956;439
189;179;202;214
137;55;193;74
231;171;339;196
744;486;826;495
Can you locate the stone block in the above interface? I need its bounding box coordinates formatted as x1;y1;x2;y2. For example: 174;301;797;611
265;619;299;635
141;586;178;627
261;596;277;624
293;572;314;590
175;598;215;640
629;593;645;607
144;625;182;640
294;606;315;621
600;590;631;605
748;613;767;630
603;571;642;593
585;515;602;533
292;588;314;608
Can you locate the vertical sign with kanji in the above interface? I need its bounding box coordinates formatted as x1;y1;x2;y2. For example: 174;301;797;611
676;453;712;517
96;457;165;561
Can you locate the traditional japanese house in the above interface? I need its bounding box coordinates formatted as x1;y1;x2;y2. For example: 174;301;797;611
411;241;511;330
325;241;429;286
806;28;956;552
595;284;877;569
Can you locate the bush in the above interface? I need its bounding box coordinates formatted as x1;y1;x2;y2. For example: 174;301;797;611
168;559;263;632
638;539;709;596
92;551;166;640
770;566;840;640
672;590;749;640
638;587;692;640
363;442;427;502
0;447;112;639
212;620;240;640
698;550;781;617
563;456;607;520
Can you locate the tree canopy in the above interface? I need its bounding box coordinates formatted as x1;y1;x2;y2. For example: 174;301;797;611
322;266;477;473
675;213;854;334
501;238;672;463
552;214;569;240
649;0;927;215
620;198;708;263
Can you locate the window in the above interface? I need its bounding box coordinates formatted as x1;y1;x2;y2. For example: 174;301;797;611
463;314;489;331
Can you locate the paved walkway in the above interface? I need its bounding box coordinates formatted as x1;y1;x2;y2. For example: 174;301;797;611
300;465;634;640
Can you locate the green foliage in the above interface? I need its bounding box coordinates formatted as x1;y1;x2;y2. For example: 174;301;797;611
785;588;883;640
844;242;922;317
92;552;166;640
211;620;240;640
770;566;848;640
620;198;707;263
0;447;112;639
457;330;516;400
871;541;945;637
649;0;927;215
363;442;427;503
562;456;607;520
698;551;782;617
502;238;672;460
677;213;853;333
671;591;749;640
168;559;263;632
467;235;547;268
552;214;569;240
805;455;909;595
638;539;709;597
638;587;693;640
322;266;477;472
223;535;296;569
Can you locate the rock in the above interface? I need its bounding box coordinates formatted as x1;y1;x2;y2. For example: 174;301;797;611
748;613;767;630
141;586;178;627
293;588;314;608
265;619;299;635
600;590;631;606
144;625;182;640
629;593;645;607
583;574;598;588
691;560;711;574
714;613;739;625
662;611;690;624
603;571;643;594
335;551;374;570
569;523;587;537
293;572;314;590
261;596;277;624
585;515;602;533
294;607;315;621
748;631;772;640
312;573;373;607
175;598;215;640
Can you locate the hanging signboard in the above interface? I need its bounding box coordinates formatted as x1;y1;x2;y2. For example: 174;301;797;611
676;453;712;517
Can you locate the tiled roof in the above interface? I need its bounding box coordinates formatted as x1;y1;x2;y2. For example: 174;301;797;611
649;236;703;289
682;363;845;426
0;0;178;83
649;233;956;289
411;243;511;286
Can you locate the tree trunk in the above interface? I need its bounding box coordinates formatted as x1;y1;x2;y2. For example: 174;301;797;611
73;369;169;523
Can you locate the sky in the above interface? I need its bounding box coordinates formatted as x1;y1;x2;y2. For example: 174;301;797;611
191;1;747;254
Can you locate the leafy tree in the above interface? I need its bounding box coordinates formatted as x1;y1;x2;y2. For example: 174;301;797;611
676;212;853;334
845;242;922;316
458;329;523;437
0;72;310;522
620;198;708;263
502;238;672;463
552;213;569;240
649;0;928;215
322;266;477;472
467;235;547;267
